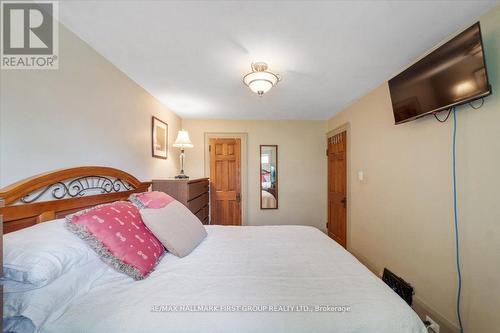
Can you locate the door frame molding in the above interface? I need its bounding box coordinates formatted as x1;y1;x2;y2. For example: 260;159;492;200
204;132;248;226
326;123;351;249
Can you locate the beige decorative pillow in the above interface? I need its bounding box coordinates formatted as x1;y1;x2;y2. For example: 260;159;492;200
139;201;207;257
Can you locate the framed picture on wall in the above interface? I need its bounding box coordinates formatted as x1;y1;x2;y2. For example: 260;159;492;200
152;116;168;159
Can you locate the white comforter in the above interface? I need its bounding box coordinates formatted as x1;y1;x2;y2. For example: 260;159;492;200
42;226;426;333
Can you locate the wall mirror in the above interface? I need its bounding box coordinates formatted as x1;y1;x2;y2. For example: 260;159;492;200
260;145;278;209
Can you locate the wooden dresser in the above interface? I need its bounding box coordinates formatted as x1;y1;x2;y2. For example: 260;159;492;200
152;178;209;224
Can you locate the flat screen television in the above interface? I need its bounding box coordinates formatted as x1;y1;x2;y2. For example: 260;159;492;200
389;22;491;124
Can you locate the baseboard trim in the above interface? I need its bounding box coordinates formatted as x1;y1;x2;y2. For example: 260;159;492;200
412;296;459;333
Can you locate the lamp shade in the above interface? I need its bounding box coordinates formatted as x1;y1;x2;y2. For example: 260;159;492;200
243;62;281;96
173;130;193;148
243;71;279;95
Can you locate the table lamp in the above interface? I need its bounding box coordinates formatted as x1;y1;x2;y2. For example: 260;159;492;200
173;129;194;179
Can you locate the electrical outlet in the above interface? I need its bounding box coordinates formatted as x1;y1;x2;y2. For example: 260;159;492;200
426;315;440;333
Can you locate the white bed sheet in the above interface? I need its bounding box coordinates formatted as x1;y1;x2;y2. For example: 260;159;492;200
41;225;426;333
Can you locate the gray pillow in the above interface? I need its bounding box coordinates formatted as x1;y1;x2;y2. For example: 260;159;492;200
140;201;207;257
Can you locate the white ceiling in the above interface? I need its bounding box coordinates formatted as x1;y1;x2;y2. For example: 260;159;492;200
59;0;498;120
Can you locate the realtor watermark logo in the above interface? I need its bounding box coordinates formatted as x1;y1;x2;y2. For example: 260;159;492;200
1;1;58;69
151;304;352;313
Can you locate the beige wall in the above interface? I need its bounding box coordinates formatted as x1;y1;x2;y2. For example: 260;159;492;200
182;119;327;230
327;6;499;333
0;24;181;186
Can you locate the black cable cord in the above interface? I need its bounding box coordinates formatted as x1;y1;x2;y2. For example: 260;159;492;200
434;108;452;123
434;97;485;123
469;97;484;109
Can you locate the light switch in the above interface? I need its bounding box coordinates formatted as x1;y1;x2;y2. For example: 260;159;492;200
358;171;364;182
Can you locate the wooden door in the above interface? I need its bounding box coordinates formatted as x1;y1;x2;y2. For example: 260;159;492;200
209;138;242;225
327;131;347;248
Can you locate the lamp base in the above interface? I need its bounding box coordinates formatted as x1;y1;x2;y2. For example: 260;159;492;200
175;174;189;179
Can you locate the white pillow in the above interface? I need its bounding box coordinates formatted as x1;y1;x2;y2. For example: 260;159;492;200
3;219;99;288
140;201;207;257
3;259;110;331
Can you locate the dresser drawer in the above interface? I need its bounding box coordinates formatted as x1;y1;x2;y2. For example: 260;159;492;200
152;178;209;223
187;192;209;214
195;205;209;222
188;179;209;200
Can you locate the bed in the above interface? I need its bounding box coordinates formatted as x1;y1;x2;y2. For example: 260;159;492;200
261;189;277;209
1;167;426;333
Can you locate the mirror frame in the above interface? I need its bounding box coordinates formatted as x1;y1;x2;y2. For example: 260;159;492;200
260;145;278;210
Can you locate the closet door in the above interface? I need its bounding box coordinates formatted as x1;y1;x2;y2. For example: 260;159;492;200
327;131;347;248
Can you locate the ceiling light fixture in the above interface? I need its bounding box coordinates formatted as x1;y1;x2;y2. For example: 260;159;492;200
243;62;281;96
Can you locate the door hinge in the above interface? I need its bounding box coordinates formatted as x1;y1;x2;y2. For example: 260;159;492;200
209;145;211;152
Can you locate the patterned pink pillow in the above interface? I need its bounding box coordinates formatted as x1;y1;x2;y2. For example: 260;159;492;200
129;191;175;209
65;201;164;280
